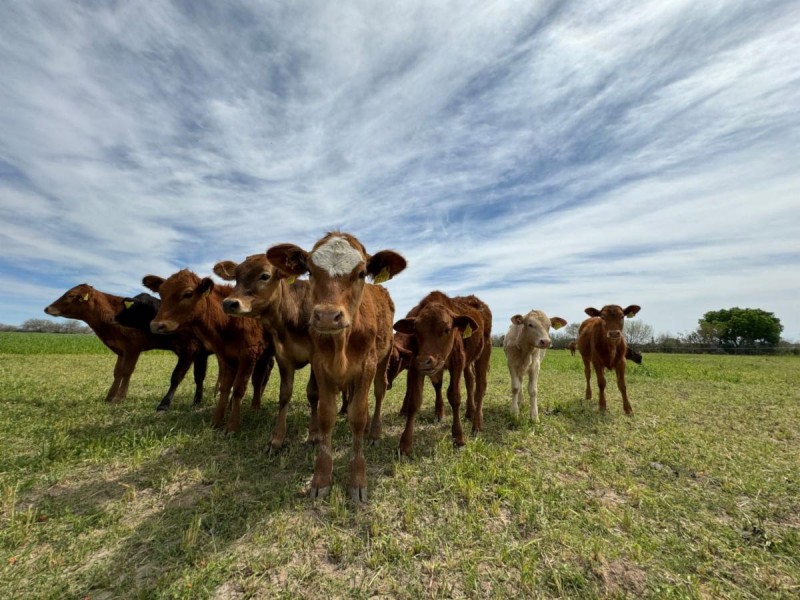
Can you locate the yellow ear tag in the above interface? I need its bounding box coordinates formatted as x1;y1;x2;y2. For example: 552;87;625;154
462;324;473;339
626;312;636;318
373;267;390;285
82;293;90;302
124;300;134;309
202;288;211;298
286;275;296;285
553;321;564;330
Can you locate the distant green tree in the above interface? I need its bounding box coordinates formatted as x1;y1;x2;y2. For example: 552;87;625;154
698;308;783;348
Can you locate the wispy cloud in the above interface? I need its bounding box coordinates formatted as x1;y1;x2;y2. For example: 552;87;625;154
1;0;799;339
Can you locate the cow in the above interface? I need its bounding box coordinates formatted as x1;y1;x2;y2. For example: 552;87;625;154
44;284;208;406
114;292;211;410
266;232;406;502
144;270;275;433
502;310;567;421
393;291;492;456
388;332;445;420
577;304;641;414
212;254;322;449
567;341;577;356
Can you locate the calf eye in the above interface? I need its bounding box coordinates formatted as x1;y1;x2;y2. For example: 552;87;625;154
527;323;533;328
358;270;367;279
259;273;270;281
182;290;194;299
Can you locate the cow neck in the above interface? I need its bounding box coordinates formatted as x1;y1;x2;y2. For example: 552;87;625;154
84;292;126;338
314;327;351;384
193;287;234;352
264;280;300;333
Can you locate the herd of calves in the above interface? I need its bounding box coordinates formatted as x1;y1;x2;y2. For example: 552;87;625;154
44;231;642;502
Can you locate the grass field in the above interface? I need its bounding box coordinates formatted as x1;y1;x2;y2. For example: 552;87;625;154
1;332;798;599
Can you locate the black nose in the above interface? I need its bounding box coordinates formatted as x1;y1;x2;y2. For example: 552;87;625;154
223;299;240;312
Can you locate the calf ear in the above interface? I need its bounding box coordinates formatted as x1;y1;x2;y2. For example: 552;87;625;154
367;251;407;283
266;244;309;276
142;275;165;294
585;307;601;317
551;317;568;330
511;314;524;325
213;261;238;281
197;277;214;297
393;318;416;335
623;305;641;318
453;315;479;339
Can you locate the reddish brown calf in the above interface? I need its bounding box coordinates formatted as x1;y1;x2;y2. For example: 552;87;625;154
266;232;406;502
577;304;641;414
393;291;492;455
144;270;275;433
213;254;322;448
44;284;209;405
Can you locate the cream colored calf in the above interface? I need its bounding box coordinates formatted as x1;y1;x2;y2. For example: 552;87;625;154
503;310;567;421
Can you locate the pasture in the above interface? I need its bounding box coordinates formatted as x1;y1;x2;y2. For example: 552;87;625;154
1;332;798;598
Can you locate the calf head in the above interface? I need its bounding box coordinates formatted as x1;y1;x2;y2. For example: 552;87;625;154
394;302;478;376
144;270;214;334
213;254;282;317
584;304;640;342
386;333;415;389
44;284;96;320
115;293;160;330
511;310;567;349
266;232;406;335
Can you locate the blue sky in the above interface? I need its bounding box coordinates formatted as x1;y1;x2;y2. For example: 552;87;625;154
1;0;799;340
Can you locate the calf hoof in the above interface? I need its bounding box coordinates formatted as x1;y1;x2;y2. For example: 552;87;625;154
349;486;367;504
311;485;330;500
453;437;466;448
397;445;412;458
304;434;321;445
155;401;170;412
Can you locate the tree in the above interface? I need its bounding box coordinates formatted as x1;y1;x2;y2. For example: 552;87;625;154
623;320;654;346
697;307;783;348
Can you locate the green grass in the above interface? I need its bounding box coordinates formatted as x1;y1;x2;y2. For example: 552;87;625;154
1;340;798;598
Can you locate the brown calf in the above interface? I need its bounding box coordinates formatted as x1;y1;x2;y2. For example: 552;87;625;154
144;270;275;433
266;232;406;502
393;291;492;455
213;254;321;448
44;284;209;405
567;341;577;356
577;304;641;414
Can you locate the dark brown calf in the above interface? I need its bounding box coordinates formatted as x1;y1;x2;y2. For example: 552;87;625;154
267;232;406;502
393;291;492;455
144;270;275;433
577;304;641;414
567;341;577;356
213;254;322;448
44;284;209;405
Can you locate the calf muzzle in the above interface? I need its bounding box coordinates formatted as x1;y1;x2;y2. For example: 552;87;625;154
311;305;349;333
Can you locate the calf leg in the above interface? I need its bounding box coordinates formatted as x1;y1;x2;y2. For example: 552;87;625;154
157;352;193;411
528;354;542;422
448;363;466;447
310;377;338;499
582;355;593;401
464;364;475;421
250;351;274;410
108;351;140;403
593;361;608;412
432;371;444;422
191;351;209;406
472;347;491;432
399;367;425;456
104;353;125;402
509;366;522;417
305;370;321;444
227;358;256;433
368;352;390;442
615;362;633;415
270;360;295;449
349;364;375;503
211;364;234;429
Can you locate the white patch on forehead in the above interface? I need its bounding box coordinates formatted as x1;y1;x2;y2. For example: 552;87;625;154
310;236;363;276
